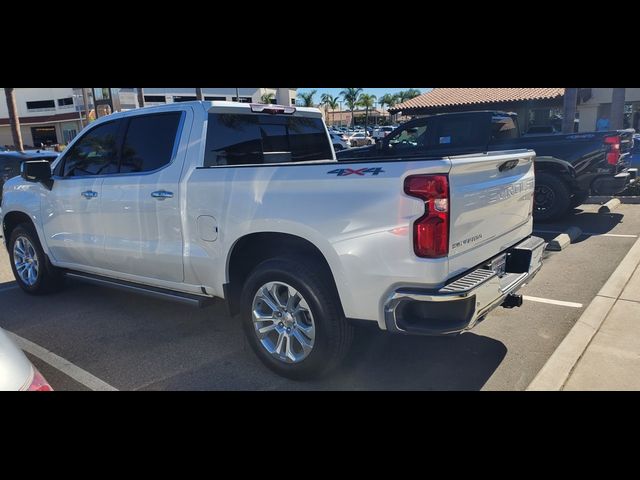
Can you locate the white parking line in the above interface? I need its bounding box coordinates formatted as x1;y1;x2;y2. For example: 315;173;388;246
6;331;118;391
523;295;583;308
0;284;18;293
534;229;638;238
587;233;639;238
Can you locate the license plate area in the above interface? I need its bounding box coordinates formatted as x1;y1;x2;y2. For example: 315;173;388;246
486;253;507;277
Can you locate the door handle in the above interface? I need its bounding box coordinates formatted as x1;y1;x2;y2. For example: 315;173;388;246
81;190;98;199
151;190;174;200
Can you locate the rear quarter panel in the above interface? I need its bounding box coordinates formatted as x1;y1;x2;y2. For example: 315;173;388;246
184;158;453;325
495;132;607;175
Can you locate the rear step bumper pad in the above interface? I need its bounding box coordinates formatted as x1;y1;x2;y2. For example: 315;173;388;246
592;169;636;195
383;236;546;336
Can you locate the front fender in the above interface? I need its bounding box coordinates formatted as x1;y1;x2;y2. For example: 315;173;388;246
1;179;49;256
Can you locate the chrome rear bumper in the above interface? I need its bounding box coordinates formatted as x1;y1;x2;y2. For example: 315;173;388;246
383;236;545;336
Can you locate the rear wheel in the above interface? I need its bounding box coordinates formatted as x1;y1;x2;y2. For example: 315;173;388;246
8;224;65;294
533;172;571;222
240;255;353;380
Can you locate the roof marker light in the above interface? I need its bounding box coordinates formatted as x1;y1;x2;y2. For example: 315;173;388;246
250;104;296;115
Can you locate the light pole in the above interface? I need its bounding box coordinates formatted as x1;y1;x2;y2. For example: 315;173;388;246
236;88;240;102
72;94;84;129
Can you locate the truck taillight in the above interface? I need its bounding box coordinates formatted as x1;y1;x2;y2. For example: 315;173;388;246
404;175;449;258
27;367;53;391
605;135;621;165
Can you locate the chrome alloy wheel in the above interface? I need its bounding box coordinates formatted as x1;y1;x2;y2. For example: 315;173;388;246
13;236;39;286
252;281;316;363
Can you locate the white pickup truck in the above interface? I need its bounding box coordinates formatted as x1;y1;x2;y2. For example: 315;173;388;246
1;101;545;379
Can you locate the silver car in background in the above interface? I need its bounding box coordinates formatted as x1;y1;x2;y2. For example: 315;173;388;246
0;327;52;391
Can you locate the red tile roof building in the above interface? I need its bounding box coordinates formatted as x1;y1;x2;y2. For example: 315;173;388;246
389;88;565;114
388;88;567;133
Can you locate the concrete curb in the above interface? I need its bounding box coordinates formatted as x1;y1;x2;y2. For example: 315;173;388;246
546;226;582;251
598;198;621;213
585;196;640;205
527;236;640;391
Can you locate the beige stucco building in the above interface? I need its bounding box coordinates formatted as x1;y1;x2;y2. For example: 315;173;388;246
576;88;640;132
1;88;297;149
0;88;86;148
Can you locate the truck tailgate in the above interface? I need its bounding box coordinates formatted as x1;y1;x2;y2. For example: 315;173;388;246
447;149;536;277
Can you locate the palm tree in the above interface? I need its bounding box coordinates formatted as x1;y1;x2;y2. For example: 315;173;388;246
357;93;377;135
195;88;204;101
562;88;578;133
82;88;91;123
298;90;317;107
391;89;422;123
260;92;275;104
611;88;626;130
339;88;363;128
137;88;145;108
320;93;337;125
396;88;421;104
378;93;396;125
4;88;23;151
390;93;404;124
326;96;340;126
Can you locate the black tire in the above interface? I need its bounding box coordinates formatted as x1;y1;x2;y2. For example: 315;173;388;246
239;255;353;380
8;223;65;294
570;190;590;209
533;172;572;222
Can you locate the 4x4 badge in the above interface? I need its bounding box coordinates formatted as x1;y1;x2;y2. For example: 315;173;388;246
327;168;385;176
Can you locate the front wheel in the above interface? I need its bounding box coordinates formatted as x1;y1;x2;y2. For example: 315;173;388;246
240;255;353;380
8;223;65;294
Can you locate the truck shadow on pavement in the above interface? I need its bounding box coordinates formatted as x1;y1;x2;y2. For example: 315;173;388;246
148;326;508;391
535;211;624;244
0;279;508;391
308;327;507;391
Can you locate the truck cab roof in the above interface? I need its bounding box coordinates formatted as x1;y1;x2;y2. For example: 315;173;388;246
102;101;323;120
426;110;518;118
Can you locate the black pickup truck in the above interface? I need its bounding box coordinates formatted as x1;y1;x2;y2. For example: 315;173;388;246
336;111;637;221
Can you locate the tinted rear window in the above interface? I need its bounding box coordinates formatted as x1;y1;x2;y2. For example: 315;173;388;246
435;117;485;147
120;112;181;173
491;116;519;141
204;113;332;166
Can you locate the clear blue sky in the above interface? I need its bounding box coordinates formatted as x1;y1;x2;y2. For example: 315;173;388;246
297;88;430;105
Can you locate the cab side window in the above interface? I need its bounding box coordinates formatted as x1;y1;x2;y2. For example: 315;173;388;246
120;112;181;173
388;123;428;151
61;121;120;177
434;117;483;148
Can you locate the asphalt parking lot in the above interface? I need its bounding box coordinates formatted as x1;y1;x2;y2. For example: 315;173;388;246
1;203;639;390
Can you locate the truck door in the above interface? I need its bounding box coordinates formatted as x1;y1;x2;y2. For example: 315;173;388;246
100;108;191;283
41;119;122;267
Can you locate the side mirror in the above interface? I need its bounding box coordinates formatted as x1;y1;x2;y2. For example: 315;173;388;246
21;160;53;190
